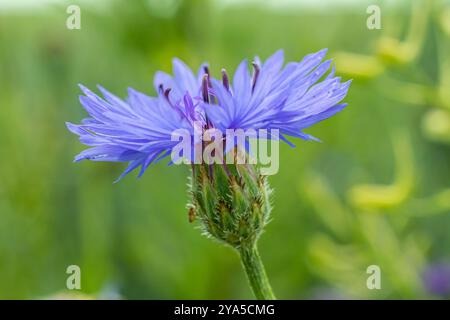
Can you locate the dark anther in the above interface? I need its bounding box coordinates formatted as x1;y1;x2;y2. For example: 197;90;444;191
163;88;171;101
221;68;230;91
202;74;210;103
251;62;260;92
203;65;210;76
203;66;212;87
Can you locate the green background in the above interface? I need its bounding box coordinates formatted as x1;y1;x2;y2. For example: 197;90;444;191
0;0;449;299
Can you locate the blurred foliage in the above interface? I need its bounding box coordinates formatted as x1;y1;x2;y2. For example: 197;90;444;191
0;0;449;299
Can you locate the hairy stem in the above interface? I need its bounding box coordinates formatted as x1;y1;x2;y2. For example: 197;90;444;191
238;244;276;300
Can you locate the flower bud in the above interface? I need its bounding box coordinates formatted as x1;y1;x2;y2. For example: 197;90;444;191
188;164;272;249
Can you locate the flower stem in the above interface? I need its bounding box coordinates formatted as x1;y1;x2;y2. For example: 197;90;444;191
238;244;276;300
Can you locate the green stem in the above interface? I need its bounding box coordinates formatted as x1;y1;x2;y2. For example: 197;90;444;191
238;244;276;300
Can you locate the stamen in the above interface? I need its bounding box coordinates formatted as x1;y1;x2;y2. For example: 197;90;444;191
203;65;210;76
163;88;181;115
221;68;230;91
161;87;185;120
202;74;210;103
158;84;164;94
163;88;171;101
203;66;212;88
251;62;260;92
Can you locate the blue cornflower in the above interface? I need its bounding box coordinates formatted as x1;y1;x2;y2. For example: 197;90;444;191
66;50;352;300
67;49;350;179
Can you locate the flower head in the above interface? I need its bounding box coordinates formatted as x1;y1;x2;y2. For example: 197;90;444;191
67;49;350;180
